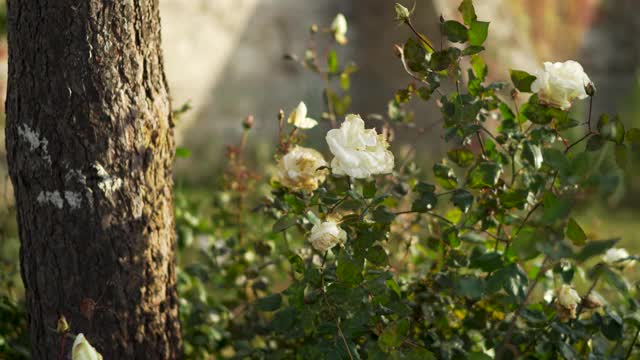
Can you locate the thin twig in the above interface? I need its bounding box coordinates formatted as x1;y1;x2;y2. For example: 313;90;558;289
405;19;435;52
626;327;639;360
514;202;542;236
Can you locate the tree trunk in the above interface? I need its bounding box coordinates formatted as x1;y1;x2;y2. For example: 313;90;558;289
5;0;181;358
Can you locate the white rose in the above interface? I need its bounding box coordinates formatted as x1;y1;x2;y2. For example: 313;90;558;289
331;13;348;45
277;146;327;192
308;221;347;252
326;114;394;179
72;334;103;360
556;284;581;320
287;101;318;129
531;60;592;110
603;248;634;268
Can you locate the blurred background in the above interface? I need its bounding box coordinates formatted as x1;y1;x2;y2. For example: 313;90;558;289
1;0;639;294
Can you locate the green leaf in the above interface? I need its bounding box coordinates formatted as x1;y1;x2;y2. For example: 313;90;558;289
403;37;427;72
340;73;350;91
454;275;484;299
541;193;572;225
487;263;528;299
366;245;388;266
372;207;396;225
447;148;475;167
256;293;282;312
470;252;504;272
470;55;487;82
511;226;541;260
458;0;477;26
451;189;473;212
467;162;502;189
288;253;305;273
499;189;528;209
462;45;485;56
542;148;570;173
510;70;537;93
626;127;640;146
586;134;606;151
430;48;462;71
378;318;410;351
574;238;618;262
433;163;458;189
175;147;192;158
412;191;438;213
566;217;586;246
614;143;628;169
442;20;468;43
337;253;364;286
417;86;432;101
468;21;489;46
601;311;624;341
363;180;377;199
327;50;339;74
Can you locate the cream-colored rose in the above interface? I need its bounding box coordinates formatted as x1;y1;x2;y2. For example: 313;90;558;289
556;284;581;320
287;101;318;129
308;220;347;252
326;114;394;179
531;60;592;110
277;146;327;192
72;334;103;360
331;13;348;45
603;248;634;268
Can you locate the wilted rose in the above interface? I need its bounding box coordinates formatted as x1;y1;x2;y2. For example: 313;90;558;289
277;146;327;192
556;284;581;321
308;220;347;252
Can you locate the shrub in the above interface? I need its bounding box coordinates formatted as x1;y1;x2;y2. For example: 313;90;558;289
175;2;640;359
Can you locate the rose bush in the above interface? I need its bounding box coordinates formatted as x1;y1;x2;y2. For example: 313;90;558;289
170;2;640;359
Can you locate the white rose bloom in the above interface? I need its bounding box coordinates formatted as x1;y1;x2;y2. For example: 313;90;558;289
331;13;348;45
287;101;318;129
531;60;592;110
72;334;103;360
308;221;347;252
326;114;394;179
277;146;327;192
556;284;581;320
603;248;634;268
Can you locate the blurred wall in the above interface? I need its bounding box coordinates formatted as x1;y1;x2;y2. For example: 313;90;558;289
1;0;639;190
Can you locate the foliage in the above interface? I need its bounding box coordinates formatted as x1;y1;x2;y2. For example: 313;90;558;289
174;2;640;359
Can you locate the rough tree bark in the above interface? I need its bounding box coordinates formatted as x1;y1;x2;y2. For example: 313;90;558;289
5;0;181;358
